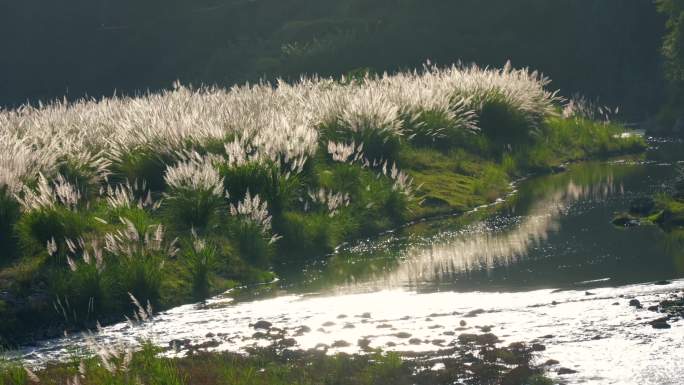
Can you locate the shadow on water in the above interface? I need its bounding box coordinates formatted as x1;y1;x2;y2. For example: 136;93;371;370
274;139;684;295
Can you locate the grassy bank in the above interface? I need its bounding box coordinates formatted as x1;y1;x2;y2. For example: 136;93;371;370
0;63;644;345
612;173;684;230
0;334;555;385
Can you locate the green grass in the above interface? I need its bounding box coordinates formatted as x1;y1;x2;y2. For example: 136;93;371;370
0;337;553;385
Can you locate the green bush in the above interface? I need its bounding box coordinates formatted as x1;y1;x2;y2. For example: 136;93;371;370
276;211;342;259
15;207;91;257
115;252;165;310
404;109;470;150
219;162;300;216
320;121;403;164
183;238;217;301
478;95;535;149
50;263;109;324
111;149;171;192
228;219;274;269
163;188;225;231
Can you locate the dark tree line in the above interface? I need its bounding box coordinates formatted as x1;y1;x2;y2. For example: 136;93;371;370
0;0;667;120
657;0;684;125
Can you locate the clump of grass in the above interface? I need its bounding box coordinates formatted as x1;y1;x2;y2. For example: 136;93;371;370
163;153;226;231
183;234;217;301
111;149;171;192
318;86;405;163
107;219;177;309
276;211;346;259
227;192;277;268
50;239;108;324
14;174;92;257
218;161;300;217
477;92;534;148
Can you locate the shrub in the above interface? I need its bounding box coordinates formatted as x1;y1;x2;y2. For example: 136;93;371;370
105;220;177;310
51;262;108;324
218;162;300;216
56;153;109;201
15;207;90;257
227;193;276;269
229;220;274;269
163;153;226;231
276;211;343;259
111;149;171;192
478;94;533;149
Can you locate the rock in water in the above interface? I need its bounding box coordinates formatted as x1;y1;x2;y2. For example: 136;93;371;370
649;318;672;329
252;320;272;330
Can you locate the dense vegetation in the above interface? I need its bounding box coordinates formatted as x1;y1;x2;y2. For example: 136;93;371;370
0;63;645;346
0;0;664;121
657;0;684;127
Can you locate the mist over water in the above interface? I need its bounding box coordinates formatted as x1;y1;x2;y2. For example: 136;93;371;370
13;139;684;385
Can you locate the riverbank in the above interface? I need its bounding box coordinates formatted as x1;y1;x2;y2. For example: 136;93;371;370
0;64;645;347
1;331;555;385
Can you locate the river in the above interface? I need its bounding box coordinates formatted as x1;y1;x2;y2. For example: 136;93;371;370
9;138;684;385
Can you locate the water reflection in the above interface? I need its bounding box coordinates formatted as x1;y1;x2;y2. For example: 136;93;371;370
373;174;621;291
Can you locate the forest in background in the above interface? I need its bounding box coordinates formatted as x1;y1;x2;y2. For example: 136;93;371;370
0;0;668;121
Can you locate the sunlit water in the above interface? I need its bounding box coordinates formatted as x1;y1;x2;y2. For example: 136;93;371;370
9;139;684;384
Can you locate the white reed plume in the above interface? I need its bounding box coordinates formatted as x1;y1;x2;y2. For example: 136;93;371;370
307;188;351;217
103;180;157;210
164;152;225;196
104;218;179;259
327;140;365;163
16;173;81;212
63;237;105;273
229;191;273;234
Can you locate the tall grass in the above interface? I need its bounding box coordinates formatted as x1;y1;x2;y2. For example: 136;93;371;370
0;61;631;339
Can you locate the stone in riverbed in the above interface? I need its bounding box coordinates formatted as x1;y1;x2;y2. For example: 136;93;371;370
394;332;412;339
531;343;546;351
650;318;672;329
408;338;422;345
293;325;311;336
544;359;560;366
558;367;578;375
464;309;485;318
168;339;191;350
252;320;272;330
628;299;642;308
358;338;371;349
